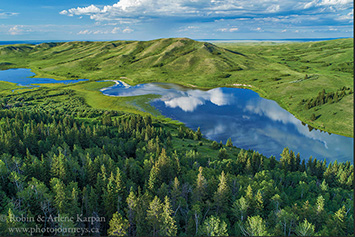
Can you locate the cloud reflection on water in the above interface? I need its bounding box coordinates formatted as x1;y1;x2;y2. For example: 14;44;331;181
100;81;353;163
102;81;233;112
244;98;331;148
162;88;233;112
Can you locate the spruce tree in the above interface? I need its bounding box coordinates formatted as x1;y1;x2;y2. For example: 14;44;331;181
160;196;177;236
295;219;315;236
108;212;129;236
213;171;230;215
226;138;233;147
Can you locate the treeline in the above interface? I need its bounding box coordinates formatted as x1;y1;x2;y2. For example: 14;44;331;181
301;86;353;110
0;90;353;236
0;89;120;119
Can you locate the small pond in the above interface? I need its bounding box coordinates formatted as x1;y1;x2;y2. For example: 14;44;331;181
0;68;88;87
101;81;354;164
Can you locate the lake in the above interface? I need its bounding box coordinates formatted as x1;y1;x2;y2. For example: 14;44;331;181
0;68;88;87
1;68;352;164
101;81;354;164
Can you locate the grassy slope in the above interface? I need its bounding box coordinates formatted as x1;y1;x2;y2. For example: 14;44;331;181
0;38;353;136
0;81;20;94
215;39;354;137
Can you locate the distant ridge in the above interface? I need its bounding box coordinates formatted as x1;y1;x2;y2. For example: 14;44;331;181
1;37;351;46
0;38;249;83
197;37;352;42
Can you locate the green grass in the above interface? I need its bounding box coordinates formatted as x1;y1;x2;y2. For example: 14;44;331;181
0;38;353;136
215;39;353;137
0;81;25;94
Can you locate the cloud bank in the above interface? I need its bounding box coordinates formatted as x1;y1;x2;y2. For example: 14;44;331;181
59;0;353;37
60;0;353;22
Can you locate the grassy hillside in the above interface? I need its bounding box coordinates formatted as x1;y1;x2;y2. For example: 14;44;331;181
0;38;246;86
215;39;353;137
0;38;353;136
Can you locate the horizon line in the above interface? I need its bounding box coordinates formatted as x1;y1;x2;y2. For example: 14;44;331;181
0;37;352;44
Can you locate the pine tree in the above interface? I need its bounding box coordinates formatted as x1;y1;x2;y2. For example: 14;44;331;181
69;185;80;217
245;185;253;205
200;215;229;236
316;195;325;214
271;194;281;212
327;206;346;236
148;165;160;193
218;148;229;160
146;196;163;236
320;180;328;192
195;127;202;140
211;141;219;150
171;177;181;209
269;156;276;169
245;158;253;174
103;172;117;219
280;147;290;171
108;212;130;236
50;152;67;182
56;213;77;236
295;219;315;236
255;190;264;215
178;126;184;138
193;166;207;202
160;196;177;236
226;138;233;147
241;215;268;236
126;188;138;236
232;196;249;221
276;208;299;236
213;171;230;215
50;178;67;214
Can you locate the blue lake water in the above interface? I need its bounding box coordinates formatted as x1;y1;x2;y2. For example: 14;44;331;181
0;68;88;87
101;81;354;164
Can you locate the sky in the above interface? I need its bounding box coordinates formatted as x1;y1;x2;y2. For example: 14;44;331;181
0;0;353;41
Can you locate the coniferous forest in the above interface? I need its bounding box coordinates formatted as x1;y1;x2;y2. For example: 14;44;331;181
0;85;353;236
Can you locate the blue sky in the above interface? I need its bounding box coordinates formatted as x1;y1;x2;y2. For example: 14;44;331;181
0;0;353;41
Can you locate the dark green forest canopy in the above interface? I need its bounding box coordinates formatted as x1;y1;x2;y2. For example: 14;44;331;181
0;85;353;236
0;38;353;137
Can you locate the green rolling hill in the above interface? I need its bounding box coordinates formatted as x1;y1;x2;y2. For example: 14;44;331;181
0;38;353;136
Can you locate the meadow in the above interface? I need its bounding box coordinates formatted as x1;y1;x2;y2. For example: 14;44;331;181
0;38;353;136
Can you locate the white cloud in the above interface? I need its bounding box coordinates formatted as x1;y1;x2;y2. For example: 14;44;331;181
77;29;91;35
8;25;32;35
217;27;238;32
60;4;101;17
78;29;110;35
217;28;228;32
304;0;353;9
77;27;132;35
229;27;239;32
111;27;120;34
337;9;354;20
59;0;353;36
320;0;353;5
122;27;134;33
61;0;351;22
0;11;18;19
266;5;280;13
